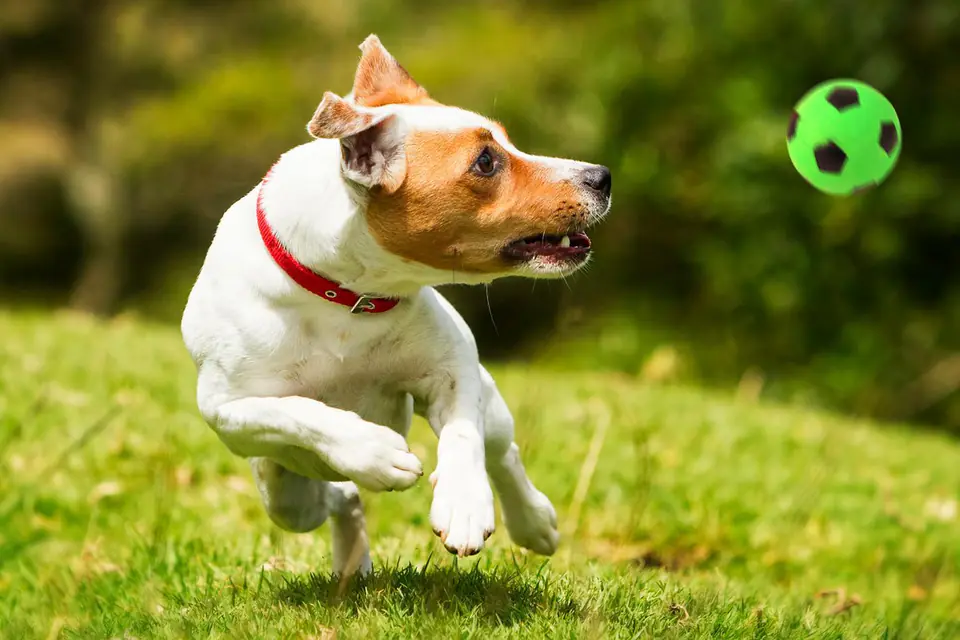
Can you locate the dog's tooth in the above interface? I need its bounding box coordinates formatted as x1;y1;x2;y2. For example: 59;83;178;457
560;235;571;248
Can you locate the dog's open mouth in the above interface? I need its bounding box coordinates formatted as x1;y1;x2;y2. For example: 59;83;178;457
503;232;591;262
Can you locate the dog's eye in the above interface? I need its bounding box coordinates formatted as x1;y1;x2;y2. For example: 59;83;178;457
471;148;500;177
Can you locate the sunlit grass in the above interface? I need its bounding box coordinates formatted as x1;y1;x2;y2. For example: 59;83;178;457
1;309;958;638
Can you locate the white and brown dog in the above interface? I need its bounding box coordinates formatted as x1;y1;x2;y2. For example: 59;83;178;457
181;35;611;576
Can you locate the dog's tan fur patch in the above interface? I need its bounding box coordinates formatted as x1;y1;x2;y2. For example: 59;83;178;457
353;35;438;108
365;128;586;273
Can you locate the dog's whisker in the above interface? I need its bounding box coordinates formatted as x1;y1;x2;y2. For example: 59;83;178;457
485;284;499;336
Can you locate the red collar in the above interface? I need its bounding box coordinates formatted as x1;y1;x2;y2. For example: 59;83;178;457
255;170;400;314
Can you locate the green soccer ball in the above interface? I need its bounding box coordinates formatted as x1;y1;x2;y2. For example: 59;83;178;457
786;79;901;195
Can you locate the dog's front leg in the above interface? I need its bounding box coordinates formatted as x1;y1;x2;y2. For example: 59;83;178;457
202;393;423;492
419;365;496;557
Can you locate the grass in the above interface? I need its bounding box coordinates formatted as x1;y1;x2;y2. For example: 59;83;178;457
1;308;958;639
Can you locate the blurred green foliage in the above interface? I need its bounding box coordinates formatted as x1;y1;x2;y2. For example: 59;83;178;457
1;0;959;430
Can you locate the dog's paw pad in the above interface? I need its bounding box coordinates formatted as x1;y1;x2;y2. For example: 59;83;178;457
502;490;560;556
429;470;495;556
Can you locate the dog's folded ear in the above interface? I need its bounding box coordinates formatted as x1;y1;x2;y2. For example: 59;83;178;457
351;34;430;107
307;91;407;193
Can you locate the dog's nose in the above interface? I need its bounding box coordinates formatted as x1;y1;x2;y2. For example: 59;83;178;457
579;165;612;197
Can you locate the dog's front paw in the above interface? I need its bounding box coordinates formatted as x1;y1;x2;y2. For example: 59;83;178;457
429;466;495;557
324;420;423;492
502;488;560;556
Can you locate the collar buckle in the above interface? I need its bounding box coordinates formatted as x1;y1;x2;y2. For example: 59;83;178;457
350;295;377;314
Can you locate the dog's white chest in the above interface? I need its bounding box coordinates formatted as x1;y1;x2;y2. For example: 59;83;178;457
252;315;413;428
298;317;352;362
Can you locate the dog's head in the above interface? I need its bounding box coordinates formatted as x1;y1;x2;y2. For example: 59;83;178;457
308;35;611;281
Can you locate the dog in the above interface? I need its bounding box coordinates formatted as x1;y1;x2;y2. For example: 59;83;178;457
181;35;611;576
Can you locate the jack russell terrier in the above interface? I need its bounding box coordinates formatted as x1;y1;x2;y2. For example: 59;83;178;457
181;35;612;576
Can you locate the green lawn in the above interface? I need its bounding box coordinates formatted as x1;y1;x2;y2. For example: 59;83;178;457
1;309;958;639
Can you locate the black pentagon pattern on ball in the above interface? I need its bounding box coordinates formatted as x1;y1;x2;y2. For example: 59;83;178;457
787;111;799;141
879;121;899;155
826;86;860;111
814;141;847;174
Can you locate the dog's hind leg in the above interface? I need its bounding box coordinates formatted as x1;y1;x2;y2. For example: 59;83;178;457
327;481;373;577
251;457;331;533
251;458;373;576
479;366;561;556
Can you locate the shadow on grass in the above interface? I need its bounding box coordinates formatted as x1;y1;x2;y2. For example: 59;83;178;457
275;561;582;626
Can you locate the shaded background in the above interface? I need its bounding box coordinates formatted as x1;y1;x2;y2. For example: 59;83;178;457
2;0;959;431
